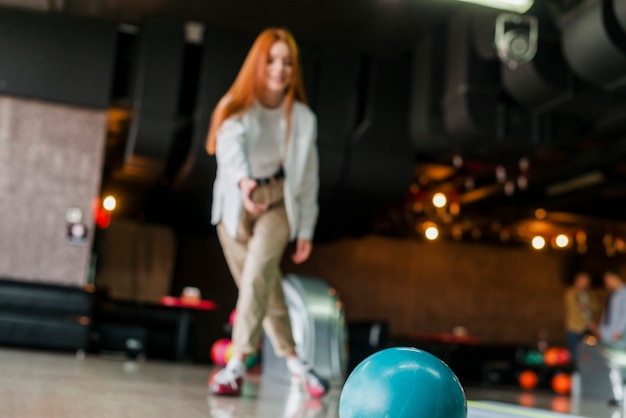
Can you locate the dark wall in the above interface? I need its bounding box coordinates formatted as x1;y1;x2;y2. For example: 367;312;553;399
175;230;616;361
283;235;611;347
0;7;117;108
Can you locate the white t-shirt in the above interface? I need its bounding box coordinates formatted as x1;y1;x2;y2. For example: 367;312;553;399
248;102;286;178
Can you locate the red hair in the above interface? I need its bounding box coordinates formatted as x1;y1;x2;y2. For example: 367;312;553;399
206;28;308;155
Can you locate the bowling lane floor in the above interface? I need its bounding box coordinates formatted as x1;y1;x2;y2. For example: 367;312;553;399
0;347;623;418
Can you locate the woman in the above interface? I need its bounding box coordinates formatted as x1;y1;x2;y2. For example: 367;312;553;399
206;28;327;398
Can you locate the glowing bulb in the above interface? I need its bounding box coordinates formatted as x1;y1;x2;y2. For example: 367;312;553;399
432;193;447;208
532;236;545;250
519;157;529;172
102;195;117;212
449;202;461;216
555;234;569;248
535;208;546;219
452;225;463;240
495;166;506;183
425;226;439;240
504;180;515;196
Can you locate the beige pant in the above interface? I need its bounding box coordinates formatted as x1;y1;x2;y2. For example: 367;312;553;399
216;178;296;358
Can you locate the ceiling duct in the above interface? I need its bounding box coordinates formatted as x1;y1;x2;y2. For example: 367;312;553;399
546;171;605;196
442;9;536;155
0;0;52;11
442;11;501;146
562;0;626;91
410;26;454;156
124;18;185;184
498;11;574;112
495;13;538;70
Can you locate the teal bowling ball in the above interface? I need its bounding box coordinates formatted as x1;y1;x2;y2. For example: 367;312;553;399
339;347;467;418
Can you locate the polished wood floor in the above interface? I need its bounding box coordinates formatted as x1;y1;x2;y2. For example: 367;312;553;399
0;347;623;418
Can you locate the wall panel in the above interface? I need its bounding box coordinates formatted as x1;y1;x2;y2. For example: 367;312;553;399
0;96;106;286
285;235;581;346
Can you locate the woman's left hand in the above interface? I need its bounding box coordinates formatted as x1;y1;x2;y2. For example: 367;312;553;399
292;238;312;264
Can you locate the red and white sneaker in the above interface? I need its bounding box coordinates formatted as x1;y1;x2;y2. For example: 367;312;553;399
209;367;244;396
291;365;329;398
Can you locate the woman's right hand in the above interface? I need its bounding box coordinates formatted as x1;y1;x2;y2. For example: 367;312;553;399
240;177;268;214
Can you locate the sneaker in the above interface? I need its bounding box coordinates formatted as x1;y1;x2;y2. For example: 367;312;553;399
209;367;243;396
291;364;329;398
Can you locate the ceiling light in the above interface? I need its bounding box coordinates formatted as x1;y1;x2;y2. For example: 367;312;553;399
455;0;534;13
432;193;447;208
425;226;439;240
531;236;545;250
555;234;570;248
102;195;117;212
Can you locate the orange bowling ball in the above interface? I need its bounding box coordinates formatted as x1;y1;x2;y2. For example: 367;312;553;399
519;370;538;390
543;348;561;367
551;373;571;395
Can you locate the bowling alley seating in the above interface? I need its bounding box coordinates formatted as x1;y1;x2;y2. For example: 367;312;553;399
0;278;93;352
90;290;183;360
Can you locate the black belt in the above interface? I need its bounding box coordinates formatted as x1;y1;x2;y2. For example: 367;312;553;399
253;167;285;186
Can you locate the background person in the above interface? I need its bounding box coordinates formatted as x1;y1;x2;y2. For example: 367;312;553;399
599;270;626;349
564;271;598;365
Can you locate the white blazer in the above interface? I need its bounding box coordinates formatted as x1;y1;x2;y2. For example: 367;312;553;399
211;101;319;241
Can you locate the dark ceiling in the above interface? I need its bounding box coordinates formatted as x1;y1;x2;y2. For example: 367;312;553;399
4;0;626;256
10;0;457;53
